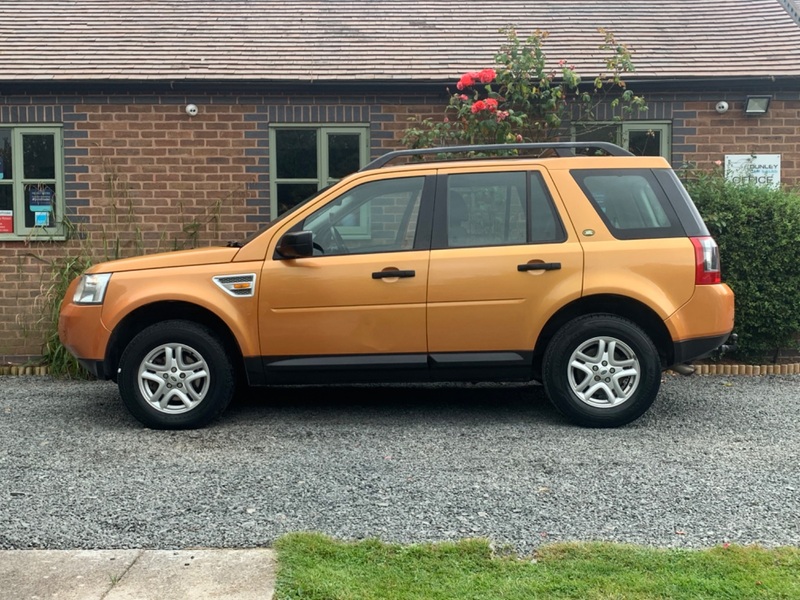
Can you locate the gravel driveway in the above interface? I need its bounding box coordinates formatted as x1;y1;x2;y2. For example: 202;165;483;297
1;373;798;555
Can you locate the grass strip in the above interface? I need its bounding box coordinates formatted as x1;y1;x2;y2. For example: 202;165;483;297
274;532;800;600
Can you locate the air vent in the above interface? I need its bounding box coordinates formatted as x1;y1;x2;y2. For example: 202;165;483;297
212;273;257;297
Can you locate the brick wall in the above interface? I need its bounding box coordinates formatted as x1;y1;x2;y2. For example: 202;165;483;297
0;87;798;361
675;94;800;182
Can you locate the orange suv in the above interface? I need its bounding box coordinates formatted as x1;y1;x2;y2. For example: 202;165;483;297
58;142;735;430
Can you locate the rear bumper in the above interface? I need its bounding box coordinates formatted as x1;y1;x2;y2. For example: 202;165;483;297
664;283;735;364
672;332;736;365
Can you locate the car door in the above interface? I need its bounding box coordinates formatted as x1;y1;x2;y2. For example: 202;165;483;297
258;173;434;381
426;167;584;377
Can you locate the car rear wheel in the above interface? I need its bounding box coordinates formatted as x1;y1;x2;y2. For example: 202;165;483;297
542;314;661;428
118;320;235;429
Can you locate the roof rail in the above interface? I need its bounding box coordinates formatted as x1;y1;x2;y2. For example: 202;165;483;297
360;142;633;171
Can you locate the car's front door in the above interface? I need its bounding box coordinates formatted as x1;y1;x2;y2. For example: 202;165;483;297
258;173;434;381
426;168;584;378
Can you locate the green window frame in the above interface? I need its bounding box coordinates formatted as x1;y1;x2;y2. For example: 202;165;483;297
0;125;65;241
572;122;671;159
269;124;370;237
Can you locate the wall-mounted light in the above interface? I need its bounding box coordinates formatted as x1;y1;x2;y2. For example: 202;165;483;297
744;95;771;115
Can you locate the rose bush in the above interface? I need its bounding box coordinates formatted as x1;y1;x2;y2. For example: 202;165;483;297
403;28;647;149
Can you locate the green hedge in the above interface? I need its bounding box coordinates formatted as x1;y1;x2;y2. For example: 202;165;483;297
684;174;800;360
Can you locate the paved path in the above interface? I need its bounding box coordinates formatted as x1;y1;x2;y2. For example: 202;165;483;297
0;549;276;600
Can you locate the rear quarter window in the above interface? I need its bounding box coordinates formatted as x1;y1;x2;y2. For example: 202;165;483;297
571;169;684;239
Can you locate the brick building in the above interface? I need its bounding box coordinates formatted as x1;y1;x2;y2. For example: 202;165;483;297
1;0;800;362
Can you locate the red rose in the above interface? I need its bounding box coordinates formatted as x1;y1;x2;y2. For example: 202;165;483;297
485;98;498;112
457;73;475;90
471;100;487;113
478;69;496;84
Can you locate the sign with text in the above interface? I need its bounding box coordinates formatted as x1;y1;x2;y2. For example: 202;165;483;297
724;154;781;189
29;188;54;212
0;210;12;233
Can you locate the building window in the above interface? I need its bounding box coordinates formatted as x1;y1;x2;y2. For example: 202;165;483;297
573;122;671;158
269;125;369;234
0;126;65;240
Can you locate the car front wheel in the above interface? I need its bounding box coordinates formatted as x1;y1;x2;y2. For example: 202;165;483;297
118;320;235;429
542;314;661;428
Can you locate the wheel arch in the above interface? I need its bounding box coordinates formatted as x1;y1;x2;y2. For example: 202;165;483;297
104;301;245;382
533;294;673;378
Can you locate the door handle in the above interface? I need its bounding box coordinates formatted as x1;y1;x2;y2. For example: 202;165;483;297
518;262;561;272
372;270;416;279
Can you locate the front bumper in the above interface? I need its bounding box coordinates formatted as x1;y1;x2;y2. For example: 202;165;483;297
77;358;108;379
58;293;113;376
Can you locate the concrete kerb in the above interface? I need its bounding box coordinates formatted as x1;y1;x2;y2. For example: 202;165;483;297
0;365;51;376
687;362;800;375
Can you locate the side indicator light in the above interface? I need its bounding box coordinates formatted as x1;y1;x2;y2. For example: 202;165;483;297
213;274;257;297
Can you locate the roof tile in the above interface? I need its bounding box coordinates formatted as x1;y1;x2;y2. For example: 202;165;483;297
0;0;799;82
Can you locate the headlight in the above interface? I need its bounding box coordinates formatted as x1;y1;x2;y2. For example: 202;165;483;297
73;273;112;305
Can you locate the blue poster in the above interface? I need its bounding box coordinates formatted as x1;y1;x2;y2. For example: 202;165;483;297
29;189;53;212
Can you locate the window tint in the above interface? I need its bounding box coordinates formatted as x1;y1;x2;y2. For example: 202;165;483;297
447;172;526;247
303;176;424;256
571;169;684;239
444;171;565;248
275;129;317;179
529;173;566;243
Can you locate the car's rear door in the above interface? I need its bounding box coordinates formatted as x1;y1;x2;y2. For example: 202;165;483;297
425;166;584;378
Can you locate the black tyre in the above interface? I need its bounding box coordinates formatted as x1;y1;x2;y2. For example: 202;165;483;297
118;320;236;429
542;314;661;428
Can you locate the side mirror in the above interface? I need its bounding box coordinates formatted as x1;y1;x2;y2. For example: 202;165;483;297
275;230;314;259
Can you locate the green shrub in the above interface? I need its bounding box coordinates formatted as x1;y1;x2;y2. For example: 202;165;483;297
685;173;800;360
35;254;95;378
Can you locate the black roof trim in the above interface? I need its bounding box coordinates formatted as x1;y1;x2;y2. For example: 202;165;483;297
361;142;633;171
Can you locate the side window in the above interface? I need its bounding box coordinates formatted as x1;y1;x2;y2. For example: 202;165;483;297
0;126;65;240
529;173;566;243
571;169;684;239
445;171;565;248
447;172;526;247
302;176;424;256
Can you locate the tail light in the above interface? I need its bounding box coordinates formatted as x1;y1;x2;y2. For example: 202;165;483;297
690;236;721;285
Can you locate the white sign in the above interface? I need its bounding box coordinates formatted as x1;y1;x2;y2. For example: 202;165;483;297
724;154;781;189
